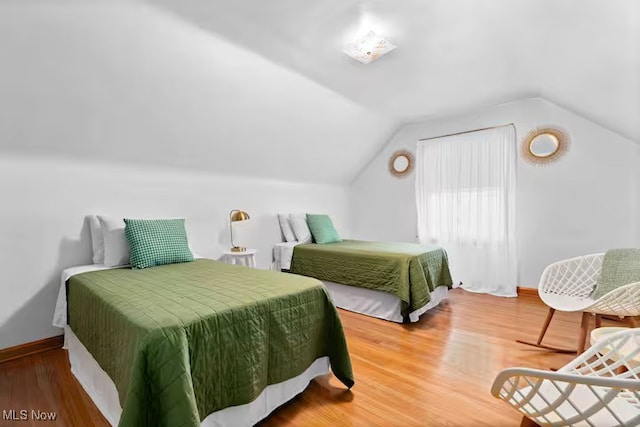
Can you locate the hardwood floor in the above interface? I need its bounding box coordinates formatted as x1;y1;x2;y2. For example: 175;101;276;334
0;347;107;426
0;289;619;426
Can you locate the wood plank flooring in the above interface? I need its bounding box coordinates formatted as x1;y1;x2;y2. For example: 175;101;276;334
0;289;618;426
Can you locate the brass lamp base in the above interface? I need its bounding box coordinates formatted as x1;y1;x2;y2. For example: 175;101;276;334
230;246;246;253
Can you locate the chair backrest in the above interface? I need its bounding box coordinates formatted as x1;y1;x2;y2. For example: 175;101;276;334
539;253;603;298
563;328;640;380
493;329;640;427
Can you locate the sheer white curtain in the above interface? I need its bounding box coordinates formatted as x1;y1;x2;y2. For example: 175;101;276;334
415;125;517;297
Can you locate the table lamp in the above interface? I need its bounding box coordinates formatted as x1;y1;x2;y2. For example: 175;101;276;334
229;210;250;252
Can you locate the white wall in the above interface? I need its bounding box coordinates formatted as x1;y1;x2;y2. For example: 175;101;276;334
635;149;640;245
0;154;350;350
351;98;640;288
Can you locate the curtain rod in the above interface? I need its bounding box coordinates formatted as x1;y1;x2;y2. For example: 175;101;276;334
418;123;515;142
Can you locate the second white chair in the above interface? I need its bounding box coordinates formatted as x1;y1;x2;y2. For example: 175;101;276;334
494;328;640;427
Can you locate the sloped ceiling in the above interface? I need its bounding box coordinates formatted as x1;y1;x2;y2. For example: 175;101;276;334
1;1;637;187
0;1;397;184
154;0;640;142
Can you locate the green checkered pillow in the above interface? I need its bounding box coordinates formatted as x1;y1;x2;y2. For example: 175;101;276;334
306;214;341;244
124;219;194;269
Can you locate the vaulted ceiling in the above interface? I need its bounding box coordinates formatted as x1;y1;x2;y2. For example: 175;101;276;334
0;1;396;184
1;0;637;185
155;0;640;142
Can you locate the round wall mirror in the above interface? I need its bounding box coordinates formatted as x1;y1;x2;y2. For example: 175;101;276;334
522;127;569;165
529;133;559;157
389;150;414;177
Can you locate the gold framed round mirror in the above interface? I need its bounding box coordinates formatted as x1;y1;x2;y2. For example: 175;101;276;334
389;150;414;177
522;127;569;165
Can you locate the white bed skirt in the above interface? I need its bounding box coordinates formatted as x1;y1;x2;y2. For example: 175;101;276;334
63;326;330;427
322;281;449;323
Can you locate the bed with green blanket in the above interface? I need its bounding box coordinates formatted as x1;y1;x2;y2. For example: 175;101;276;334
288;240;453;323
65;259;353;426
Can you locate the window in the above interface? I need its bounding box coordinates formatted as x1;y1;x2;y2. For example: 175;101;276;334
427;187;503;245
415;124;517;296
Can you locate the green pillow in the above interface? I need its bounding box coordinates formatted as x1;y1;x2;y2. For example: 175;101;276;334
591;248;640;299
124;218;194;269
306;214;341;244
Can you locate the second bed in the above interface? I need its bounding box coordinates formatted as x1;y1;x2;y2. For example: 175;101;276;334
273;240;453;323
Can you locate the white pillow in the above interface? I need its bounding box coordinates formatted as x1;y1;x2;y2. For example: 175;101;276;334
278;214;297;242
289;214;312;244
88;215;105;264
98;216;130;267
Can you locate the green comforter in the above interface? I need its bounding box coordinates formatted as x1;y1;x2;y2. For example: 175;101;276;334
290;240;453;318
67;259;353;427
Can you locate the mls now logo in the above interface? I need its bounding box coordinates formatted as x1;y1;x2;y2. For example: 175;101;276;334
2;409;57;421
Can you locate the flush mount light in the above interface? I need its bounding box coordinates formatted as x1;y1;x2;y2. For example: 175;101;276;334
343;31;396;64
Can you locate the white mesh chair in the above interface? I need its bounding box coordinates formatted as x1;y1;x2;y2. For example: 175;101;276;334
492;328;640;427
517;253;640;354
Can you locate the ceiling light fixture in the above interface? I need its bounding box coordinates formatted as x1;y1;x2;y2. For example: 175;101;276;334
343;31;396;64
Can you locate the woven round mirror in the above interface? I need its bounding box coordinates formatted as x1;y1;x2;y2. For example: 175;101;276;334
389;150;414;177
522;127;570;165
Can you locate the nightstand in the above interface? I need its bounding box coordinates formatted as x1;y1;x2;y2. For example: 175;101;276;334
222;249;257;268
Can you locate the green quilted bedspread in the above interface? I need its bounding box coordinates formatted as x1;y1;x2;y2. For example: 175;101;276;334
290;240;453;317
67;259;354;427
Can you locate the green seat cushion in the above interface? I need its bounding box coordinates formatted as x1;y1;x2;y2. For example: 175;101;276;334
124;218;194;269
306;214;341;244
591;248;640;300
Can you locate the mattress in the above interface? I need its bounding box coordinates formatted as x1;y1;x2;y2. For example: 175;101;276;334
55;260;353;426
